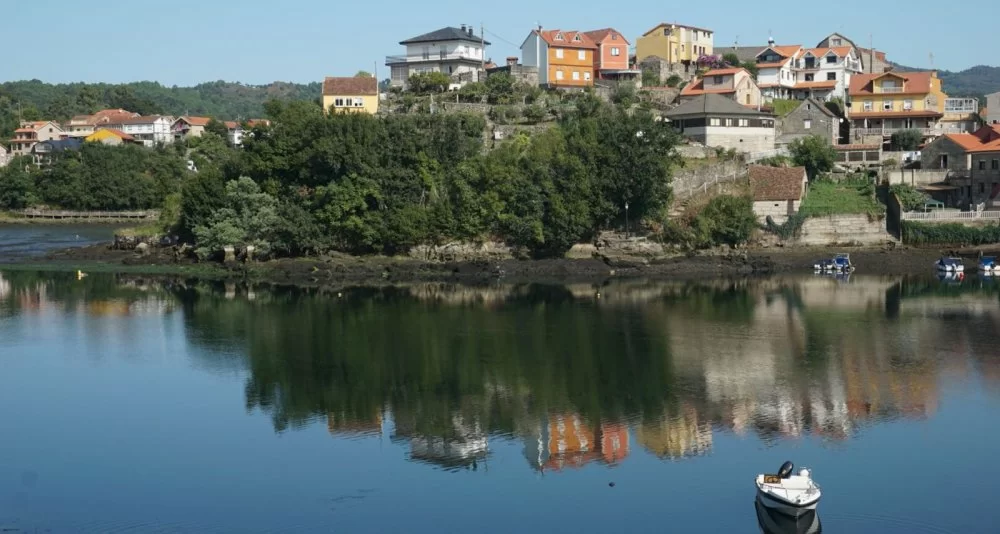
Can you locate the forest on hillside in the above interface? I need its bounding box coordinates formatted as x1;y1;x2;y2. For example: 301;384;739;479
891;64;1000;102
0;80;321;137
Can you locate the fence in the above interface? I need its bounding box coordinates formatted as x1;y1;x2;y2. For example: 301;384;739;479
673;167;745;199
746;148;789;163
18;209;160;220
900;210;1000;221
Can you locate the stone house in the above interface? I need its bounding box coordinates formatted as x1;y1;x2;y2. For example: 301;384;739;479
984;91;999;125
749;165;808;223
971;148;1000;206
486;57;539;87
922;125;1000;171
664;94;776;153
778;98;840;146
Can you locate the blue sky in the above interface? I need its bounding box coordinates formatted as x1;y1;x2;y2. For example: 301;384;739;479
2;0;993;86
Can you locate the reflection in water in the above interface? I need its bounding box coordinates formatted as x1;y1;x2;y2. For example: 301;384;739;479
755;497;822;533
3;271;1000;475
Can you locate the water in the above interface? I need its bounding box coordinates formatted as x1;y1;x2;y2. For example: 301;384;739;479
1;272;999;533
0;224;119;262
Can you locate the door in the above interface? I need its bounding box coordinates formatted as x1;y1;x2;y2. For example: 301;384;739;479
787;200;795;217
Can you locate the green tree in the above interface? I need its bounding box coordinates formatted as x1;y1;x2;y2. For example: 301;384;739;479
891;129;923;151
205;118;229;139
485;72;518;104
695;195;758;246
642;68;660;87
665;74;682;88
789;135;836;180
355;71;373;78
193;177;281;259
0;159;38;209
407;72;451;94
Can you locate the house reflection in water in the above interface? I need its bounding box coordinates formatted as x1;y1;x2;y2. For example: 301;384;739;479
636;406;713;460
327;411;384;438
522;415;630;472
392;413;489;471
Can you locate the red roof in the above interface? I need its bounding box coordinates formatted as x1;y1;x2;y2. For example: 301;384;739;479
750;166;808;201
180;116;212;127
322;76;378;96
535;29;597;49
803;46;853;58
680;68;750;97
582;28;630;45
703;67;745;76
849;71;936;97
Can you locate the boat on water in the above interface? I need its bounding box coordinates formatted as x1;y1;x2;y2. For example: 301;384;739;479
755;496;822;533
936;257;964;273
813;253;853;273
755;461;821;517
978;256;1000;275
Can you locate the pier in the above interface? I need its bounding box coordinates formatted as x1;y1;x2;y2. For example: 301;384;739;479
18;209;160;221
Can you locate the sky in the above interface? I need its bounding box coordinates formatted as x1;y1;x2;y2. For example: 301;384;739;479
2;0;994;87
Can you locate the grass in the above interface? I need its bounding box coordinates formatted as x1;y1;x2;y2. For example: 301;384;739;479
799;179;885;218
770;99;801;117
0;261;229;278
117;223;163;237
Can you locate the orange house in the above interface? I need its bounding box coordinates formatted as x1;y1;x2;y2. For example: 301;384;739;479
521;28;596;88
583;28;637;82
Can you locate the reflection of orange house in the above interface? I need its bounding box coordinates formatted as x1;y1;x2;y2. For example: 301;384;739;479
524;415;632;471
328;411;383;437
598;423;630;464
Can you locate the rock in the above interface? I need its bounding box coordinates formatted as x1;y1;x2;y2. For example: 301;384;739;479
223;245;236;263
135;242;150;256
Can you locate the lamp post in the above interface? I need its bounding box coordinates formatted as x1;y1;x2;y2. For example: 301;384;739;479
624;200;630;239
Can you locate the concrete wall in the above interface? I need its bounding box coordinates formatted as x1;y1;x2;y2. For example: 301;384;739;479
797;214;892;245
695;126;774;153
885;169;949;186
754;199;800;223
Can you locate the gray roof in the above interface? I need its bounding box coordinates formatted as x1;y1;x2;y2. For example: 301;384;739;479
715;45;766;64
665;94;773;118
794;97;837;118
400;27;490;45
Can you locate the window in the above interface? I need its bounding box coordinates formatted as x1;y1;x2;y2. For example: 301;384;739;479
738;119;748;126
941;154;949;167
555;32;564;41
572;71;580;81
805;74;814;82
863;100;873;111
334;98;345;107
578;49;586;60
804;119;812;129
612;33;618;40
681;44;686;52
832;38;842;46
555;48;564;59
353;97;364;107
584;71;591;81
611;47;620;56
725;118;733;126
903;100;913;110
826;55;837;64
573;34;581;42
994;159;1000;170
555;70;564;80
827;72;837;81
713;76;723;84
709;118;721;126
979;160;987;170
883;101;893;111
980;183;986;194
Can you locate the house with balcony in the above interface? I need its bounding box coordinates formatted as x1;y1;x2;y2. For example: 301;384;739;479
754;42;802;101
788;46;862;101
582;28;639;82
847;71;963;145
635;23;714;72
8;121;64;157
680;67;762;108
386;25;489;88
521;28;597;89
31;138;83;166
98;116;174;147
171;117;212;140
816;33;889;74
322;76;379;114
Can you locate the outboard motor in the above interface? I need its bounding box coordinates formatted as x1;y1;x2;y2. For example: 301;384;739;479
778;461;794;479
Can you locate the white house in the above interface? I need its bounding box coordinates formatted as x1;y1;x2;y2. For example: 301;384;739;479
749;165;808;223
754;42;802;102
664;94;777;153
788;46;861;101
386;25;489;87
100;116;175;147
986;91;1000;125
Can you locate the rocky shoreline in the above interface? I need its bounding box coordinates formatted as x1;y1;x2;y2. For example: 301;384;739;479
21;241;963;286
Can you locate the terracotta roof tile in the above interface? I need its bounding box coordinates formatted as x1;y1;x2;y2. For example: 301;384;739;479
322;76;378;96
180;116;212;127
804;46;853;58
793;81;837;89
750;165;808;201
849;71;936;97
703;67;745;76
582;28;630;45
536;29;598;49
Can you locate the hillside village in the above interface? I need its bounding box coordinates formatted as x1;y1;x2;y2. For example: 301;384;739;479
2;22;1000;250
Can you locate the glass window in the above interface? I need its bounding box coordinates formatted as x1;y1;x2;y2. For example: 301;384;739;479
555;48;564;59
578;49;586;60
804;119;812;129
710;118;721;126
572;71;580;81
827;72;836;81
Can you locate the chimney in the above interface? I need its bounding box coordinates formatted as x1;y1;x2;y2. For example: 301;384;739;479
461;24;466;32
506;56;518;67
468;26;474;37
767;35;775;46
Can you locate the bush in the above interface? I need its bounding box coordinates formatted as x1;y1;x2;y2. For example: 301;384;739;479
902;221;1000;246
193;177;281;259
665;74;682;88
763;212;806;240
407;72;451;94
883;158;899;169
891;129;923;151
694;195;757;247
789;135;836;180
522;104;548;124
890;184;928;211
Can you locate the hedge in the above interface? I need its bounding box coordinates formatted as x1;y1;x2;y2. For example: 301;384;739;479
901;221;1000;246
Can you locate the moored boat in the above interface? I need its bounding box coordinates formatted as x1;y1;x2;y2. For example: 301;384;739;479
935;257;964;273
755;461;822;517
755;495;822;533
978;256;1000;275
813;253;852;273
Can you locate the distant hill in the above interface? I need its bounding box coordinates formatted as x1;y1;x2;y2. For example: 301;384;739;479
0;79;321;122
890;64;1000;101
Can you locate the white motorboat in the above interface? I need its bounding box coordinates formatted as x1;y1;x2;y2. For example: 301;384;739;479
755;461;821;517
755;495;822;533
978;257;1000;275
935;257;964;273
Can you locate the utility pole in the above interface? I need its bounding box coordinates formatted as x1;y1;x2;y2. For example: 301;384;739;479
480;23;486;79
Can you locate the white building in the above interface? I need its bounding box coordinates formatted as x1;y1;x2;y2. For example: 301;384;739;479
0;144;9;167
754;43;803;102
386;25;489;88
752;38;862;102
986;91;1000;125
100;116;175;147
664;94;777;153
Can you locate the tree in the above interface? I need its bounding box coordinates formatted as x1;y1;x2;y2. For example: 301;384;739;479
722;53;741;67
695;195;757;246
355;71;373;78
891;129;923;151
205;118;229;139
485;72;518;104
407;72;451;94
789;135;836;180
193;177;281;259
642;68;660;87
0;159;37;209
665;74;682;88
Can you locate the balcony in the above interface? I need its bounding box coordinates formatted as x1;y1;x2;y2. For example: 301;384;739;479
877;86;904;93
385;52;481;66
853;127;965;138
944;98;979;114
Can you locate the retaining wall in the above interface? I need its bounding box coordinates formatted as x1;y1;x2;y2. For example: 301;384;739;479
797;215;894;245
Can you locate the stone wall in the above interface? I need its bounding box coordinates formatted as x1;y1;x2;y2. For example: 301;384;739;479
885;169;949;186
796;215;893;246
676;146;716;159
643;87;681;107
672;160;747;199
638;56;695;85
486;65;539;87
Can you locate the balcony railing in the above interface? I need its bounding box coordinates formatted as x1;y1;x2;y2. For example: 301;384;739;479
878;87;904;93
385;53;480;65
853;127;965;137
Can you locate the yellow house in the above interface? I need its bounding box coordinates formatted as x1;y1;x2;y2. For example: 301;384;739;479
636;23;714;65
84;128;137;146
848;71;951;142
322;76;379;114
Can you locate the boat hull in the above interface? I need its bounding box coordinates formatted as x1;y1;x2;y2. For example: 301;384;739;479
755;495;822;533
755;486;820;517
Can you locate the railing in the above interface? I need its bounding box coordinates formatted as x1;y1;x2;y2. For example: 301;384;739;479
853;127;965;137
18;209;160;220
385;53;480;64
746;148;789;163
901;210;1000;221
878;87;904;93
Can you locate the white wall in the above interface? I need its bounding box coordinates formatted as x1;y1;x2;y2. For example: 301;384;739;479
986;92;1000;124
684;125;775;153
754;199;800;223
405;42;483;61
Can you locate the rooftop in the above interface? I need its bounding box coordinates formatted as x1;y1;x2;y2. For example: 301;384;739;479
401;26;490;45
322;76;379;96
665;93;773;118
533;29;597;50
750;165;808;201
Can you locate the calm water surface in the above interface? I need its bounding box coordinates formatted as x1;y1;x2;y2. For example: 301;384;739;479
0;224;119;262
1;271;999;533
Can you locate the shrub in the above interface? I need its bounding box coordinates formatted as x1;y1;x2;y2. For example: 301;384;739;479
763;212;806;240
522;104;548;124
902;221;1000;246
695;195;757;247
407;72;451;94
890;129;923;151
665;74;682;88
789;135;836;180
890;184;928;211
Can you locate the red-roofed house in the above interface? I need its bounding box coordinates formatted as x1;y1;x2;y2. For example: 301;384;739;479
521;28;597;88
749;165;808;223
753;44;802;101
98;115;175;147
225;119;270;147
788;46;861;101
8;121;63;157
172;116;213;140
582;28;639;82
65;109;141;137
680;67;762;107
921;125;1000;206
322;76;379;114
